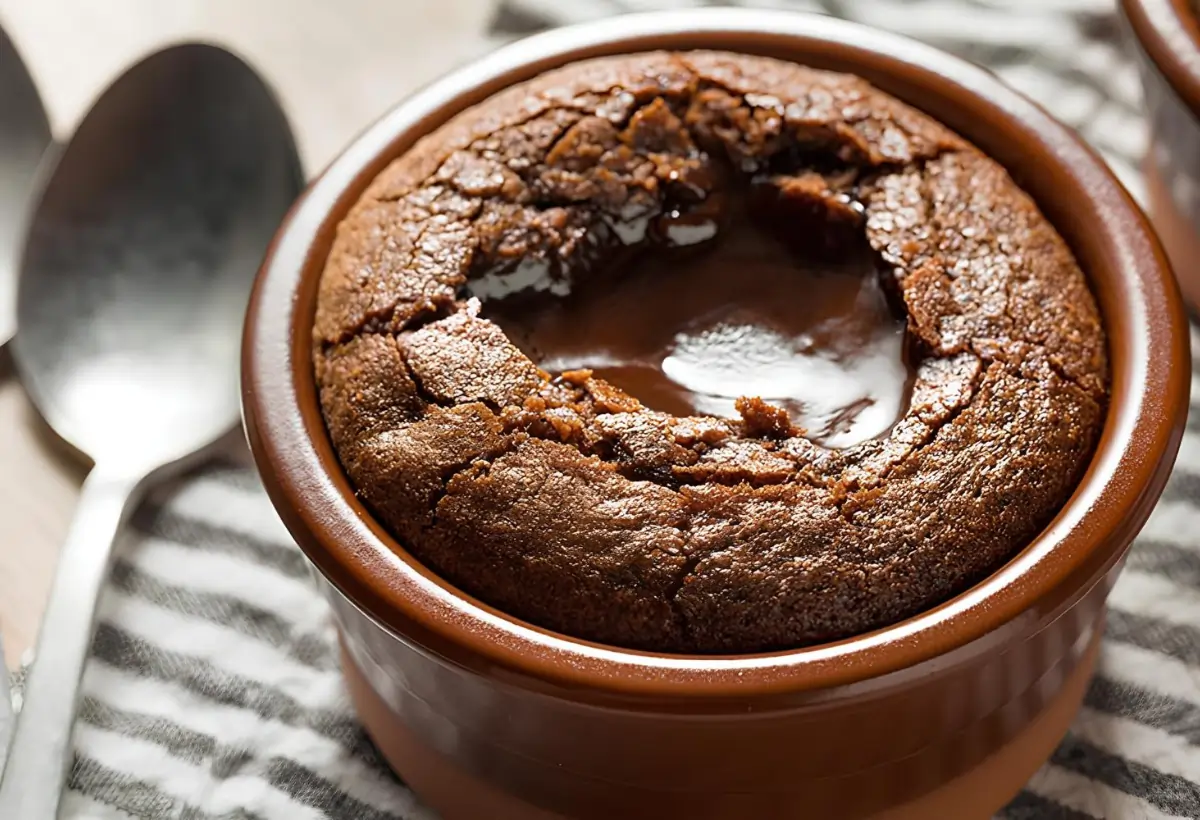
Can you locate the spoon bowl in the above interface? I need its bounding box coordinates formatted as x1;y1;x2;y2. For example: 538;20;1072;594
1;43;301;818
0;22;51;346
14;43;301;472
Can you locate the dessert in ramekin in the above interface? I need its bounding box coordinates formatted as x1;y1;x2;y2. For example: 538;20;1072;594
244;10;1187;819
1123;0;1200;313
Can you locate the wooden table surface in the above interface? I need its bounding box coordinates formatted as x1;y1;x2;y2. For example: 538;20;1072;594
0;0;497;670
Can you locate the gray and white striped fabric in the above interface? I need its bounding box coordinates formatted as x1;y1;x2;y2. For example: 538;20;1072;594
37;1;1200;818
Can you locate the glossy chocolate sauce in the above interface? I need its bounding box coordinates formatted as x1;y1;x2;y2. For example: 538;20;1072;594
481;186;915;448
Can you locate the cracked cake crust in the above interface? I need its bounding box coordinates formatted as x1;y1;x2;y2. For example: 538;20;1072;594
313;51;1108;654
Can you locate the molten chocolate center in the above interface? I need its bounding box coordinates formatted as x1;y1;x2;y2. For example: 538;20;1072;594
484;186;915;448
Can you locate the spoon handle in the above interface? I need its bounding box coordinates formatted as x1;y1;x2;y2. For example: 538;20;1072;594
0;465;141;819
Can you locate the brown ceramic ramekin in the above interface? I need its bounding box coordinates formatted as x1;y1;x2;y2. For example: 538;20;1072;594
242;10;1188;819
1123;0;1200;313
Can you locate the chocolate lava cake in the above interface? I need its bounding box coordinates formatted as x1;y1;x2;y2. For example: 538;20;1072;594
313;51;1108;653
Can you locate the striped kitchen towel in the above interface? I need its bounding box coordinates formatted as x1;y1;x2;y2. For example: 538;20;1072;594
33;0;1200;818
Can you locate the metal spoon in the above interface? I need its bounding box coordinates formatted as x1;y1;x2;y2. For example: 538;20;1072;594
0;22;52;346
0;27;52;761
0;43;302;818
